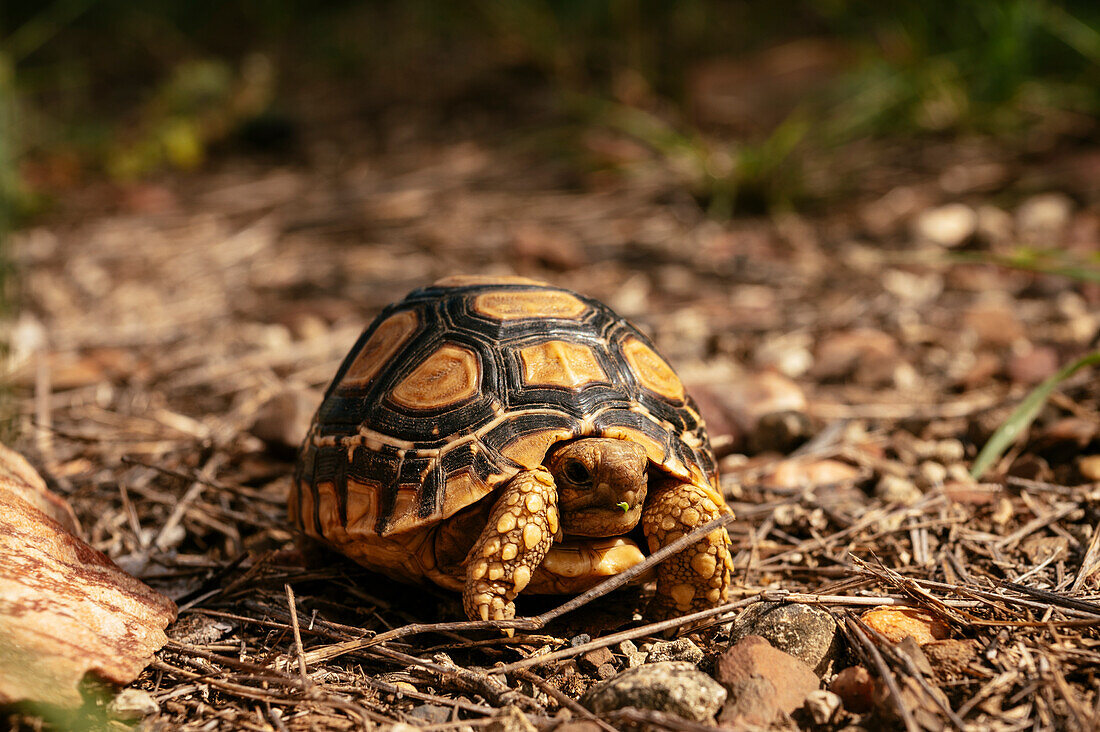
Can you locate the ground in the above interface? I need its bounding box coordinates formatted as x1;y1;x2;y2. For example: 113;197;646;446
5;76;1100;730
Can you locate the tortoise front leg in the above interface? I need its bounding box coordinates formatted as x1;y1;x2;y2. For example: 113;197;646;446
641;478;732;619
464;467;559;621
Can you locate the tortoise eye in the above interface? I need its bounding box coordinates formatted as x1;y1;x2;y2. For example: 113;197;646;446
562;460;591;485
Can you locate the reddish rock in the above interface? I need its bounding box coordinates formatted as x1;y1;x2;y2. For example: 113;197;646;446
718;675;779;727
861;607;949;645
761;459;863;491
829;665;874;713
963;301;1024;347
923;639;980;678
1007;345;1059;386
716;636;819;718
579;646;615;672
812;328;900;386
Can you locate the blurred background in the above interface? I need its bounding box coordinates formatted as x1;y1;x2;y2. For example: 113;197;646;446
4;0;1100;221
4;0;1100;453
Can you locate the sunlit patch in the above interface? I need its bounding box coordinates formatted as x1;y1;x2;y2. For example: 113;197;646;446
622;337;684;401
519;340;607;388
341;310;419;388
474;290;586;320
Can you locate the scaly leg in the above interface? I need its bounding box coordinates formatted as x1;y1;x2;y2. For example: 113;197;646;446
464;467;559;621
641;479;732;619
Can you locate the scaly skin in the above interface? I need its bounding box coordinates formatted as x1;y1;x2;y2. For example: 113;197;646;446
642;478;732;619
463;467;559;622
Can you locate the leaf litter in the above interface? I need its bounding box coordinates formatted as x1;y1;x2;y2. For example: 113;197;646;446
4;107;1100;730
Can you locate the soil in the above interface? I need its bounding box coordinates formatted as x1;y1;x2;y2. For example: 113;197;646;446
6;75;1100;730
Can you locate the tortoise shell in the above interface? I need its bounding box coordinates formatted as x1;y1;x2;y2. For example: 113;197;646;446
292;276;717;543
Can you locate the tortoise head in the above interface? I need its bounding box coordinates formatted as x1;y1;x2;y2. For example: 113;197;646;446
546;438;647;537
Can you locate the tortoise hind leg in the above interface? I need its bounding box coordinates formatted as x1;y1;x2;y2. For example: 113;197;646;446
463;466;559;621
641;478;732;619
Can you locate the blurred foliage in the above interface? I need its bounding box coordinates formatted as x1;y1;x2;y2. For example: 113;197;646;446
2;0;1099;213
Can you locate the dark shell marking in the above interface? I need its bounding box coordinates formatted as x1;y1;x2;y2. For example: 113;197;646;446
293;280;716;539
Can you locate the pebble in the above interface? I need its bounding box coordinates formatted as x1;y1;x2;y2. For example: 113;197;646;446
829;665;874;713
486;706;537;732
804;689;842;725
716;636;819;718
916;461;948;489
813;328;901;385
750;410;815;454
860;607;949;645
1007;345;1060;386
646;638;704;665
580;661;726;723
1016;192;1073;241
580;646;615;672
108;689;160;720
913;203;977;247
727;602;842;676
963;300;1024;347
1079;455;1100;481
922;639;980;678
718;674;779;727
874;475;923;505
721;370;808;433
570;634;592;647
762;459;863;492
249;387;323;451
409;704;451;724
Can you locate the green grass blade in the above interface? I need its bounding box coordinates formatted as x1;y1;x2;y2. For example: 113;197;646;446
970;351;1100;480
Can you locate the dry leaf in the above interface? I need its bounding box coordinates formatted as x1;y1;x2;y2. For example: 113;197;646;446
0;444;177;707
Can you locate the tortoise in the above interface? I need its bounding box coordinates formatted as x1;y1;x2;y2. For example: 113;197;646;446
291;275;733;622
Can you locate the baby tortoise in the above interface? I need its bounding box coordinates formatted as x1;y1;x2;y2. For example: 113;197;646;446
291;276;733;622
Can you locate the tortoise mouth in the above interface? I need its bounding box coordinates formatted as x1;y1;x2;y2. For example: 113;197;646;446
560;503;644;537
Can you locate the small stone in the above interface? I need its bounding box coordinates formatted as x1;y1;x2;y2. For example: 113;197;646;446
804;689;842;725
718;675;779;727
762;459;863;492
554;723;603;732
813;329;900;385
581;661;726;723
830;665;875;713
922;639;980;678
1020;534;1069;564
727;602;842;676
618;640;638;655
716;636;819;716
250;387;323;451
108;689;160;720
580;646;615;672
1079;455;1100;481
750;410;815;454
409;704;451;724
861;607;949;645
1017;193;1073;242
486;706;537;732
963;300;1024;347
914;203;977;247
1007;345;1060;386
647;638;704;665
570;633;591;647
721;370;808;433
916;461;947;489
595;663;617;680
875;475;922;505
